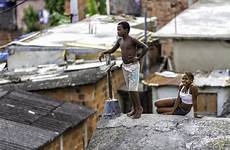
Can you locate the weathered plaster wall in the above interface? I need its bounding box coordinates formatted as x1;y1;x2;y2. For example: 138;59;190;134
173;40;230;72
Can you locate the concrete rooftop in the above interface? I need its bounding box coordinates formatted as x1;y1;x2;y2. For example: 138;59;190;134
88;114;230;150
155;0;230;40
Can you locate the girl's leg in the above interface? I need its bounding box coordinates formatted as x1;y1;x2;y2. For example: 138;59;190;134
157;107;174;114
154;98;175;114
155;98;175;107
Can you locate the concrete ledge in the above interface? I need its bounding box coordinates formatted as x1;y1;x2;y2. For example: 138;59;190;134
88;114;230;150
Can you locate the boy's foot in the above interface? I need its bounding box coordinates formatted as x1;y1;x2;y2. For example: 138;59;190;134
127;109;135;117
132;107;143;119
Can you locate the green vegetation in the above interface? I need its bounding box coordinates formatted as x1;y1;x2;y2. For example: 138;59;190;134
87;0;107;16
98;0;107;15
23;5;40;32
23;0;70;33
23;0;107;32
45;0;70;26
45;0;65;14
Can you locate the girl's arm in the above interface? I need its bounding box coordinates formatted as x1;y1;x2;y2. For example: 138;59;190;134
191;85;199;117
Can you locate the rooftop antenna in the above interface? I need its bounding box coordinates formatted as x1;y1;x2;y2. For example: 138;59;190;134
106;0;110;15
143;5;149;91
174;10;177;34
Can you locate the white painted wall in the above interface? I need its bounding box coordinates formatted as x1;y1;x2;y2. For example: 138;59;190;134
152;86;178;113
8;50;65;70
173;40;230;72
155;87;178;100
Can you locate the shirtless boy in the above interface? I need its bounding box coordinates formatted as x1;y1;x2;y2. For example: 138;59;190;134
99;21;148;119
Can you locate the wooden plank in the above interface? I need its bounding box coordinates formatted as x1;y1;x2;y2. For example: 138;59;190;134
206;94;217;113
197;94;206;112
197;93;217;116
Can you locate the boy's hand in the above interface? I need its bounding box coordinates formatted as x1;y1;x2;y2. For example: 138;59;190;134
98;52;104;62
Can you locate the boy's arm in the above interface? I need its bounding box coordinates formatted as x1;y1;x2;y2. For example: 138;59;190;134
133;38;148;60
99;39;120;62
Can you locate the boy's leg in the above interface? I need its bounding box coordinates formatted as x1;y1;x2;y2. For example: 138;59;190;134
122;65;135;117
127;92;135;117
122;62;142;118
130;91;143;119
127;63;142;119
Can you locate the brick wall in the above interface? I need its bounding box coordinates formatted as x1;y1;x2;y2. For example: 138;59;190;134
64;0;87;21
142;0;197;28
141;0;197;57
110;0;141;16
0;30;21;47
40;122;86;150
36;68;125;148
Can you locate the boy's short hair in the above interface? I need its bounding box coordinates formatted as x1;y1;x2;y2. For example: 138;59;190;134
118;21;130;33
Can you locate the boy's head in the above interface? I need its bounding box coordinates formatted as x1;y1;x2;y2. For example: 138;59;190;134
117;21;130;37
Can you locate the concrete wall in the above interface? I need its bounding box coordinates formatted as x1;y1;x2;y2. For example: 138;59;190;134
152;86;178;100
36;68;125;147
7;50;65;70
173;40;230;72
152;86;177;113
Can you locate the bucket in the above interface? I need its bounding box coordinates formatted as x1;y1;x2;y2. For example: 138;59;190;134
103;98;121;119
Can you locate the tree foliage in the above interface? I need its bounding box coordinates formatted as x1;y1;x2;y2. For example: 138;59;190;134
98;0;106;15
87;0;107;16
23;5;40;32
45;0;70;26
44;0;65;14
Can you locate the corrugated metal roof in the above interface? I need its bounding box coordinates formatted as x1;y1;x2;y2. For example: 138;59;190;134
154;0;230;40
0;60;122;91
143;70;230;87
0;89;95;149
142;71;182;86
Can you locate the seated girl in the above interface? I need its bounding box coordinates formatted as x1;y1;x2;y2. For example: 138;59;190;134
154;72;200;118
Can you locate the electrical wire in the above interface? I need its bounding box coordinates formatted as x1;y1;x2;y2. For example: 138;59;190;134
0;0;28;15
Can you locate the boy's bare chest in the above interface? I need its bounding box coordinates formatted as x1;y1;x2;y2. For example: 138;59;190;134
119;39;135;50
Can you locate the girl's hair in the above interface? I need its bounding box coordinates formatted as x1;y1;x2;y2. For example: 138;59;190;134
185;72;194;81
118;21;130;33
